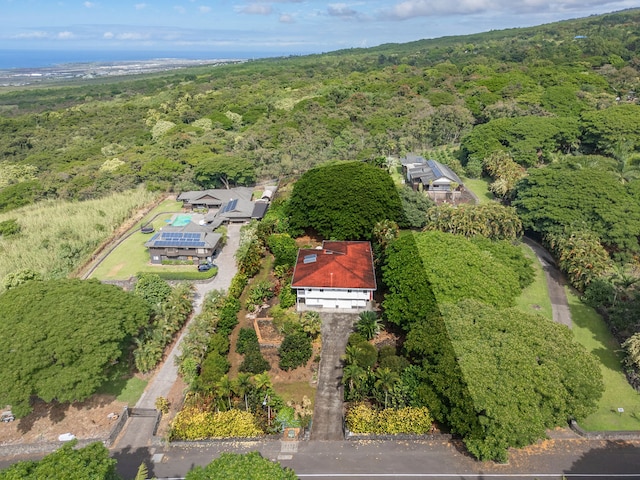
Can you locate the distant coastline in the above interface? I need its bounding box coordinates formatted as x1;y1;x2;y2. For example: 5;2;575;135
0;49;263;70
0;50;261;87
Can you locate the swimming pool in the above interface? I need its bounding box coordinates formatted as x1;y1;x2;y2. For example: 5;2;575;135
171;214;193;227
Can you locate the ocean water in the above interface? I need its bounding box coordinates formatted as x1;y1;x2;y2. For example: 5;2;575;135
0;49;261;70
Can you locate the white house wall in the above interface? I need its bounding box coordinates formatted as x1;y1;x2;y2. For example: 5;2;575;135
296;287;372;310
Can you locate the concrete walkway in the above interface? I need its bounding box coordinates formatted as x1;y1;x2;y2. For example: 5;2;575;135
311;312;358;441
523;236;573;329
115;223;241;447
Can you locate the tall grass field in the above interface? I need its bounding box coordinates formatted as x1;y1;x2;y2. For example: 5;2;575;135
0;187;159;290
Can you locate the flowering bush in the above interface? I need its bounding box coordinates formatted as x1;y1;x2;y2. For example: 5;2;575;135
170;407;264;440
346;404;433;435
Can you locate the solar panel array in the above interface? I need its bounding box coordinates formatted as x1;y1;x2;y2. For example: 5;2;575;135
220;198;238;214
150;231;206;248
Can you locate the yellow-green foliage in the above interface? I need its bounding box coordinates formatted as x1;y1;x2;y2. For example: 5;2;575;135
346;404;433;435
0;188;158;289
170;407;264;440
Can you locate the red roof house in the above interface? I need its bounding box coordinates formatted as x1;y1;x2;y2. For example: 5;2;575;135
291;241;376;311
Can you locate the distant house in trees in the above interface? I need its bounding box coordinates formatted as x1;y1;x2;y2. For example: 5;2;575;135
145;221;222;265
291;241;376;311
177;187;254;209
401;155;464;202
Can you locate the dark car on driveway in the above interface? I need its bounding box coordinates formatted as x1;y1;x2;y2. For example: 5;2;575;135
198;262;215;272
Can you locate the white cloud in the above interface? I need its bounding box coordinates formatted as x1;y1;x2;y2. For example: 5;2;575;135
379;0;632;20
83;1;96;8
199;6;211;13
279;13;295;23
240;3;273;15
135;3;148;10
58;31;75;39
328;3;359;17
13;31;48;39
103;31;114;39
116;32;150;40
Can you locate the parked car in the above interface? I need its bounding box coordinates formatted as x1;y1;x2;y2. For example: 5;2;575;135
198;262;216;272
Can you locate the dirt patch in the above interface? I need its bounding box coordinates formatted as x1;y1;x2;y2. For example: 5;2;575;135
155;376;188;439
264;339;321;386
107;263;125;277
0;395;126;445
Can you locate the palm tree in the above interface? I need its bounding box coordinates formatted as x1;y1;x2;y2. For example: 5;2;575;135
342;363;367;401
343;344;363;366
253;372;272;394
610;265;640;307
232;373;253;411
356;311;382;340
374;367;400;409
215;375;233;410
607;139;640;184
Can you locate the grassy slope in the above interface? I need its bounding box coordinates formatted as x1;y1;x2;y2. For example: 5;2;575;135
462;177;494;204
0;188;158;288
568;289;640;431
89;198;195;280
514;243;553;321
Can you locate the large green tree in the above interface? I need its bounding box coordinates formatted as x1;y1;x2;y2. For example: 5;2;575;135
0;441;121;480
436;300;603;462
581;104;640;153
193;155;255;189
185;452;297;480
0;279;150;417
461;116;580;166
513;164;640;254
286;161;403;240
412;231;523;308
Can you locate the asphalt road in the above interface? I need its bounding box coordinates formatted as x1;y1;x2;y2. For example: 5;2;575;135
109;437;640;480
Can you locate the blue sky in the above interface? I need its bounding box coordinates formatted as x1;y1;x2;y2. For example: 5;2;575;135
1;0;637;57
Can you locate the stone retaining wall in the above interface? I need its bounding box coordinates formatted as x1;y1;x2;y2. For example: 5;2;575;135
569;420;640;440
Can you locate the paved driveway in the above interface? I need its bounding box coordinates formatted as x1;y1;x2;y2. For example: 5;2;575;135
523;237;572;328
311;312;358;441
116;223;241;447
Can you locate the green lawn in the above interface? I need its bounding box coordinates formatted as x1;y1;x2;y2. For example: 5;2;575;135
90;198;198;280
514;243;553;321
98;375;148;405
568;290;640;431
462;177;494;204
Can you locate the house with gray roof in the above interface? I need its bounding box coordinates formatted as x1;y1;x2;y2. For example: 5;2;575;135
145;223;221;265
177;187;253;209
401;155;464;202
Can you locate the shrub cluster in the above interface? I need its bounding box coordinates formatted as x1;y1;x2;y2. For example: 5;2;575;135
133;281;193;373
170;407;263;440
278;331;312;371
346;404;433;435
236;328;270;374
150;268;217;281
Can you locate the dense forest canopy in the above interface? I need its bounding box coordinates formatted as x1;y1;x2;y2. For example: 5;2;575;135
0;279;151;417
0;9;639;210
